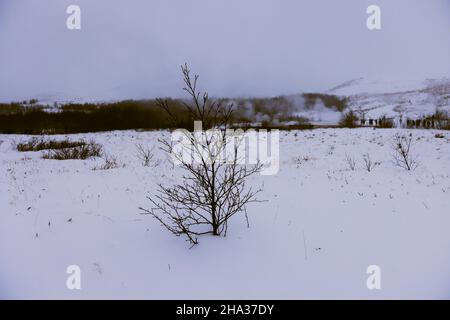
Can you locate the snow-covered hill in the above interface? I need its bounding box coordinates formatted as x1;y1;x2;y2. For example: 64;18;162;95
329;78;450;120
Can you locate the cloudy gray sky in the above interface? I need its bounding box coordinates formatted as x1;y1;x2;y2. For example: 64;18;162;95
0;0;449;102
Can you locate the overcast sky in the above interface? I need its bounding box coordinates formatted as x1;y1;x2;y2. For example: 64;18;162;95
1;0;450;102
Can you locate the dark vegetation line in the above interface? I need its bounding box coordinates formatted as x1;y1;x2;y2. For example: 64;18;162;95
0;99;186;134
0;94;347;134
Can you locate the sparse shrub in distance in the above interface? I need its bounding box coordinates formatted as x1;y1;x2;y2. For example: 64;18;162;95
392;133;418;171
339;110;358;128
42;141;102;160
93;153;120;170
362;153;377;172
17;138;86;152
16;138;44;151
345;154;357;171
136;143;154;167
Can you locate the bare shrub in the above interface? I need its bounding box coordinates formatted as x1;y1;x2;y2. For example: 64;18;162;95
17;138;43;151
93;153;120;170
140;64;262;245
345;154;357;171
362;153;377;172
42;141;102;160
136;143;154;167
17;138;86;152
392;133;418;171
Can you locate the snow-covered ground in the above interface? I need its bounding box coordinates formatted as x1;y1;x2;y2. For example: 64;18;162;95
1;128;450;299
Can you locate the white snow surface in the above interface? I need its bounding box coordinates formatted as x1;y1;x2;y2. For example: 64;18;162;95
1;128;450;299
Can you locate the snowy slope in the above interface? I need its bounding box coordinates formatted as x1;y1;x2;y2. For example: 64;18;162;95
1;129;450;299
329;78;450;119
329;77;425;96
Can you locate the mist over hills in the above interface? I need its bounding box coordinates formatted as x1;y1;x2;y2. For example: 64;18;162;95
1;77;449;133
